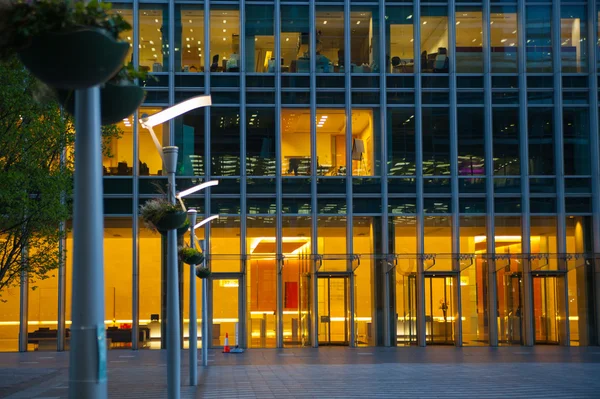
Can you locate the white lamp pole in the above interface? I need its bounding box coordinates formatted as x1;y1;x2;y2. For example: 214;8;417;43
187;209;198;386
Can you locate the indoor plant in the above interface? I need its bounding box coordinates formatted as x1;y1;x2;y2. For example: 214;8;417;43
0;0;130;89
56;63;148;125
179;246;204;265
139;198;187;234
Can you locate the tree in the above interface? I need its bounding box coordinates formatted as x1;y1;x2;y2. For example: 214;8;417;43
0;57;121;293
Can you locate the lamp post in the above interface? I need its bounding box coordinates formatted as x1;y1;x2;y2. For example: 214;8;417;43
139;95;211;399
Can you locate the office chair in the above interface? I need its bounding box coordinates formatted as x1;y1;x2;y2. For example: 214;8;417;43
391;56;401;73
210;54;219;72
433;47;449;73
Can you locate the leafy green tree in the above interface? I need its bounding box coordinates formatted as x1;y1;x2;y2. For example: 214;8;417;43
0;57;121;293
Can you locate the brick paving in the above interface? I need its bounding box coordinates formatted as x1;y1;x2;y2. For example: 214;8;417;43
1;347;600;398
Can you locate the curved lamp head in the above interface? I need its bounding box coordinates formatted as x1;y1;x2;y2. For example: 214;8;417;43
140;95;212;129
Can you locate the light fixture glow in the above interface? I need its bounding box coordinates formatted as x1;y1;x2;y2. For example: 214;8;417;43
177;180;220;199
194;214;220;230
140;95;212;128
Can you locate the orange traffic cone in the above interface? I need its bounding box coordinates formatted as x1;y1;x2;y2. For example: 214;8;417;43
223;332;230;353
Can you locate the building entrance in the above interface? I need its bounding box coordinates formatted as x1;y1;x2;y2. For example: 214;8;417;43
318;275;350;346
533;275;560;345
498;271;524;345
425;275;456;345
210;277;241;348
396;272;417;345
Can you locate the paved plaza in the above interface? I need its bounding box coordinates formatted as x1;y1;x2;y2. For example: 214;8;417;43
1;347;600;398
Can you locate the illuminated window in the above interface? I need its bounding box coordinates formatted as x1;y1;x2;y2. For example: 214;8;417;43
139;5;168;72
176;6;204;73
210;7;240;72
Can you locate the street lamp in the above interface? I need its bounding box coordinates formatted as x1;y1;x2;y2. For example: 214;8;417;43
186;210;219;386
139;95;211;399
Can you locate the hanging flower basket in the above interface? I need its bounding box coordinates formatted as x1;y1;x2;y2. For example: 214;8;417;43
180;247;204;265
153;211;188;233
18;28;128;90
195;266;211;279
57;82;145;126
158;220;190;237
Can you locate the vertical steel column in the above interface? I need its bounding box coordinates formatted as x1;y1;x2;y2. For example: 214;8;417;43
343;0;355;349
517;0;534;347
587;0;600;343
200;240;208;366
131;0;141;351
239;0;248;350
482;0;498;347
413;2;426;348
203;0;212;349
57;132;67;352
164;147;180;399
309;1;319;348
379;0;391;347
551;0;569;346
18;244;28;353
69;86;107;398
448;0;462;347
188;210;198;385
274;0;284;349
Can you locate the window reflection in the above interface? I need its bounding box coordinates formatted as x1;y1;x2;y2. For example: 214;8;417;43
526;6;553;73
491;7;518;73
210;7;240;72
176;6;204;72
421;7;449;73
528;108;554;176
281;5;310;73
350;7;380;73
387;108;416;176
422;108;450;176
457;108;485;176
246;5;274;73
113;6;133;65
563;108;590;176
561;6;588;73
386;6;414;73
103;108;165;176
455;7;483;73
316;7;344;73
175;109;205;177
247;108;276;176
492;108;520;176
211;108;240;176
139;5;168;72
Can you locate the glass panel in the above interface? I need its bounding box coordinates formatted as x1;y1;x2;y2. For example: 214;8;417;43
528;108;554;176
386;6;414;73
491;6;518;73
245;5;274;73
247;217;276;348
387;108;416;176
351;6;380;74
424;216;452;271
175;108;205;177
533;276;560;344
455;7;483;73
567;256;595;346
526;6;553;73
421;6;449;73
318;277;349;345
495;216;522;254
247;108;276;176
496;255;523;345
210;6;240;72
425;276;455;345
281;5;310;74
140;5;169;72
561;5;588;74
176;5;204;73
563;108;590;176
317;109;346;176
317;216;347;271
113;6;133;66
137;220;162;348
457;108;485;176
492;108;520;176
422;108;450;176
210;217;241;273
351;109;377;176
282;217;312;347
212;279;239;346
282;108;311;176
461;261;489;346
211;108;240;176
316;6;344;73
353;217;375;346
531;217;558;270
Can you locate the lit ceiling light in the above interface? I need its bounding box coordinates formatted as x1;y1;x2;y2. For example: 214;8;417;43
407;15;412;20
510;43;515;47
423;21;427;25
410;39;414;42
286;37;289;42
223;37;226;41
255;37;258;41
190;29;194;33
187;44;190;48
323;20;328;25
189;19;192;23
197;41;201;45
154;54;158;58
138;44;142;49
151;47;156;51
512;30;517;34
156;28;160;32
356;21;361;25
501;39;507;43
186;38;190;42
155;18;159;23
456;21;460;25
223;29;227;32
490;21;494;25
150;40;154;44
223;19;227;24
127;36;131;41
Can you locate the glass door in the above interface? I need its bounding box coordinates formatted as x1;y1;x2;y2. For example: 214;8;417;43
211;278;240;347
283;257;312;347
425;275;455;345
533;275;559;344
396;272;417;345
318;276;349;345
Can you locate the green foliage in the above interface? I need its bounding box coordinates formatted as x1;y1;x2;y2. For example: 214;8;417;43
195;266;211;279
0;0;131;59
139;198;183;232
179;246;204;265
0;56;122;292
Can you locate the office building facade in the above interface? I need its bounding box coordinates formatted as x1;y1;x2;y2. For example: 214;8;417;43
1;0;600;350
